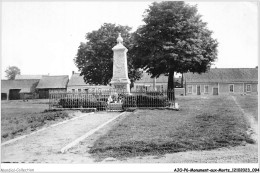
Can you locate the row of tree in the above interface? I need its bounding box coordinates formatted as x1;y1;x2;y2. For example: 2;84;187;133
74;2;218;100
5;66;21;80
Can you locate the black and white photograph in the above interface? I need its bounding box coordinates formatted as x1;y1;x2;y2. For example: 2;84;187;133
1;0;259;172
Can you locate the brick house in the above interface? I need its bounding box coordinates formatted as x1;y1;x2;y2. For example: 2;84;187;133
36;75;69;98
183;68;258;95
67;72;110;93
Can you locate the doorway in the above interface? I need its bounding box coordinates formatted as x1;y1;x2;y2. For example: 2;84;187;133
39;89;49;99
213;88;218;95
9;89;21;100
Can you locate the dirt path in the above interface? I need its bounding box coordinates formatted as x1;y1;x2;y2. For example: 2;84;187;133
1;112;120;163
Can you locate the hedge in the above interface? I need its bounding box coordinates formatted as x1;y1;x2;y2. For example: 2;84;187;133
122;94;169;109
122;95;137;109
58;97;107;110
58;94;169;111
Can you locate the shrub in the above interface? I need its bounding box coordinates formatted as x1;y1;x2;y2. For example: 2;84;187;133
136;95;168;107
58;96;107;110
2;133;8;138
122;95;137;110
122;94;169;109
145;91;164;96
96;94;109;102
97;101;107;111
59;96;95;108
97;97;108;102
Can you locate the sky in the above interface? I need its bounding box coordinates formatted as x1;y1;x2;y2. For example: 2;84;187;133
1;1;258;79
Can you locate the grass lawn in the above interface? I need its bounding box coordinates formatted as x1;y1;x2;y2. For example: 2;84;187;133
1;100;74;142
234;95;258;120
89;95;255;160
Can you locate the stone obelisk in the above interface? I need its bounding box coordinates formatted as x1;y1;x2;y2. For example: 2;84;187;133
110;33;131;93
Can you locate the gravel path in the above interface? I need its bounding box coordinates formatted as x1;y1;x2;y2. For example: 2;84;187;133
1;112;120;163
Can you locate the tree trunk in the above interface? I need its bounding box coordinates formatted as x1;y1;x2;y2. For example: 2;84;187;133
130;79;134;90
181;73;184;88
167;70;175;101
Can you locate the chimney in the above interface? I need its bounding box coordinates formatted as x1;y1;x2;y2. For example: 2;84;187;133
72;71;74;75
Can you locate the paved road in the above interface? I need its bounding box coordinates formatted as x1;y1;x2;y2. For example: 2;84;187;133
1;112;120;163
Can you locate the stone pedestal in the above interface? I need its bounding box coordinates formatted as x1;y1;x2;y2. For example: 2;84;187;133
110;33;131;93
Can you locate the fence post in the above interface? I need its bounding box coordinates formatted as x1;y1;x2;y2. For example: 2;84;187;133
49;92;51;110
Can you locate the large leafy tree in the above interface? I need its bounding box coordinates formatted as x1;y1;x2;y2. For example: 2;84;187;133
131;1;218;99
5;66;21;80
74;23;142;87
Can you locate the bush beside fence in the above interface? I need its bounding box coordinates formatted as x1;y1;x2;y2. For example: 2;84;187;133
122;95;169;108
58;97;107;111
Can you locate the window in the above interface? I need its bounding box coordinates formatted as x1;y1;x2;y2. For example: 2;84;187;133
78;89;81;92
246;84;251;92
188;85;192;93
84;89;88;93
72;89;75;93
201;85;204;93
144;85;151;91
229;84;234;92
136;85;142;91
204;85;209;93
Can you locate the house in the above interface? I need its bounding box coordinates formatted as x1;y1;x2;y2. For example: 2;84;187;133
67;72;111;93
1;79;40;100
36;75;69;98
183;68;258;95
133;72;183;92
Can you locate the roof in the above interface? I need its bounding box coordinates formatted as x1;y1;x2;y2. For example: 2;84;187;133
15;74;46;80
36;75;69;89
184;68;258;83
67;73;111;88
135;72;181;83
67;73;88;86
1;79;40;93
